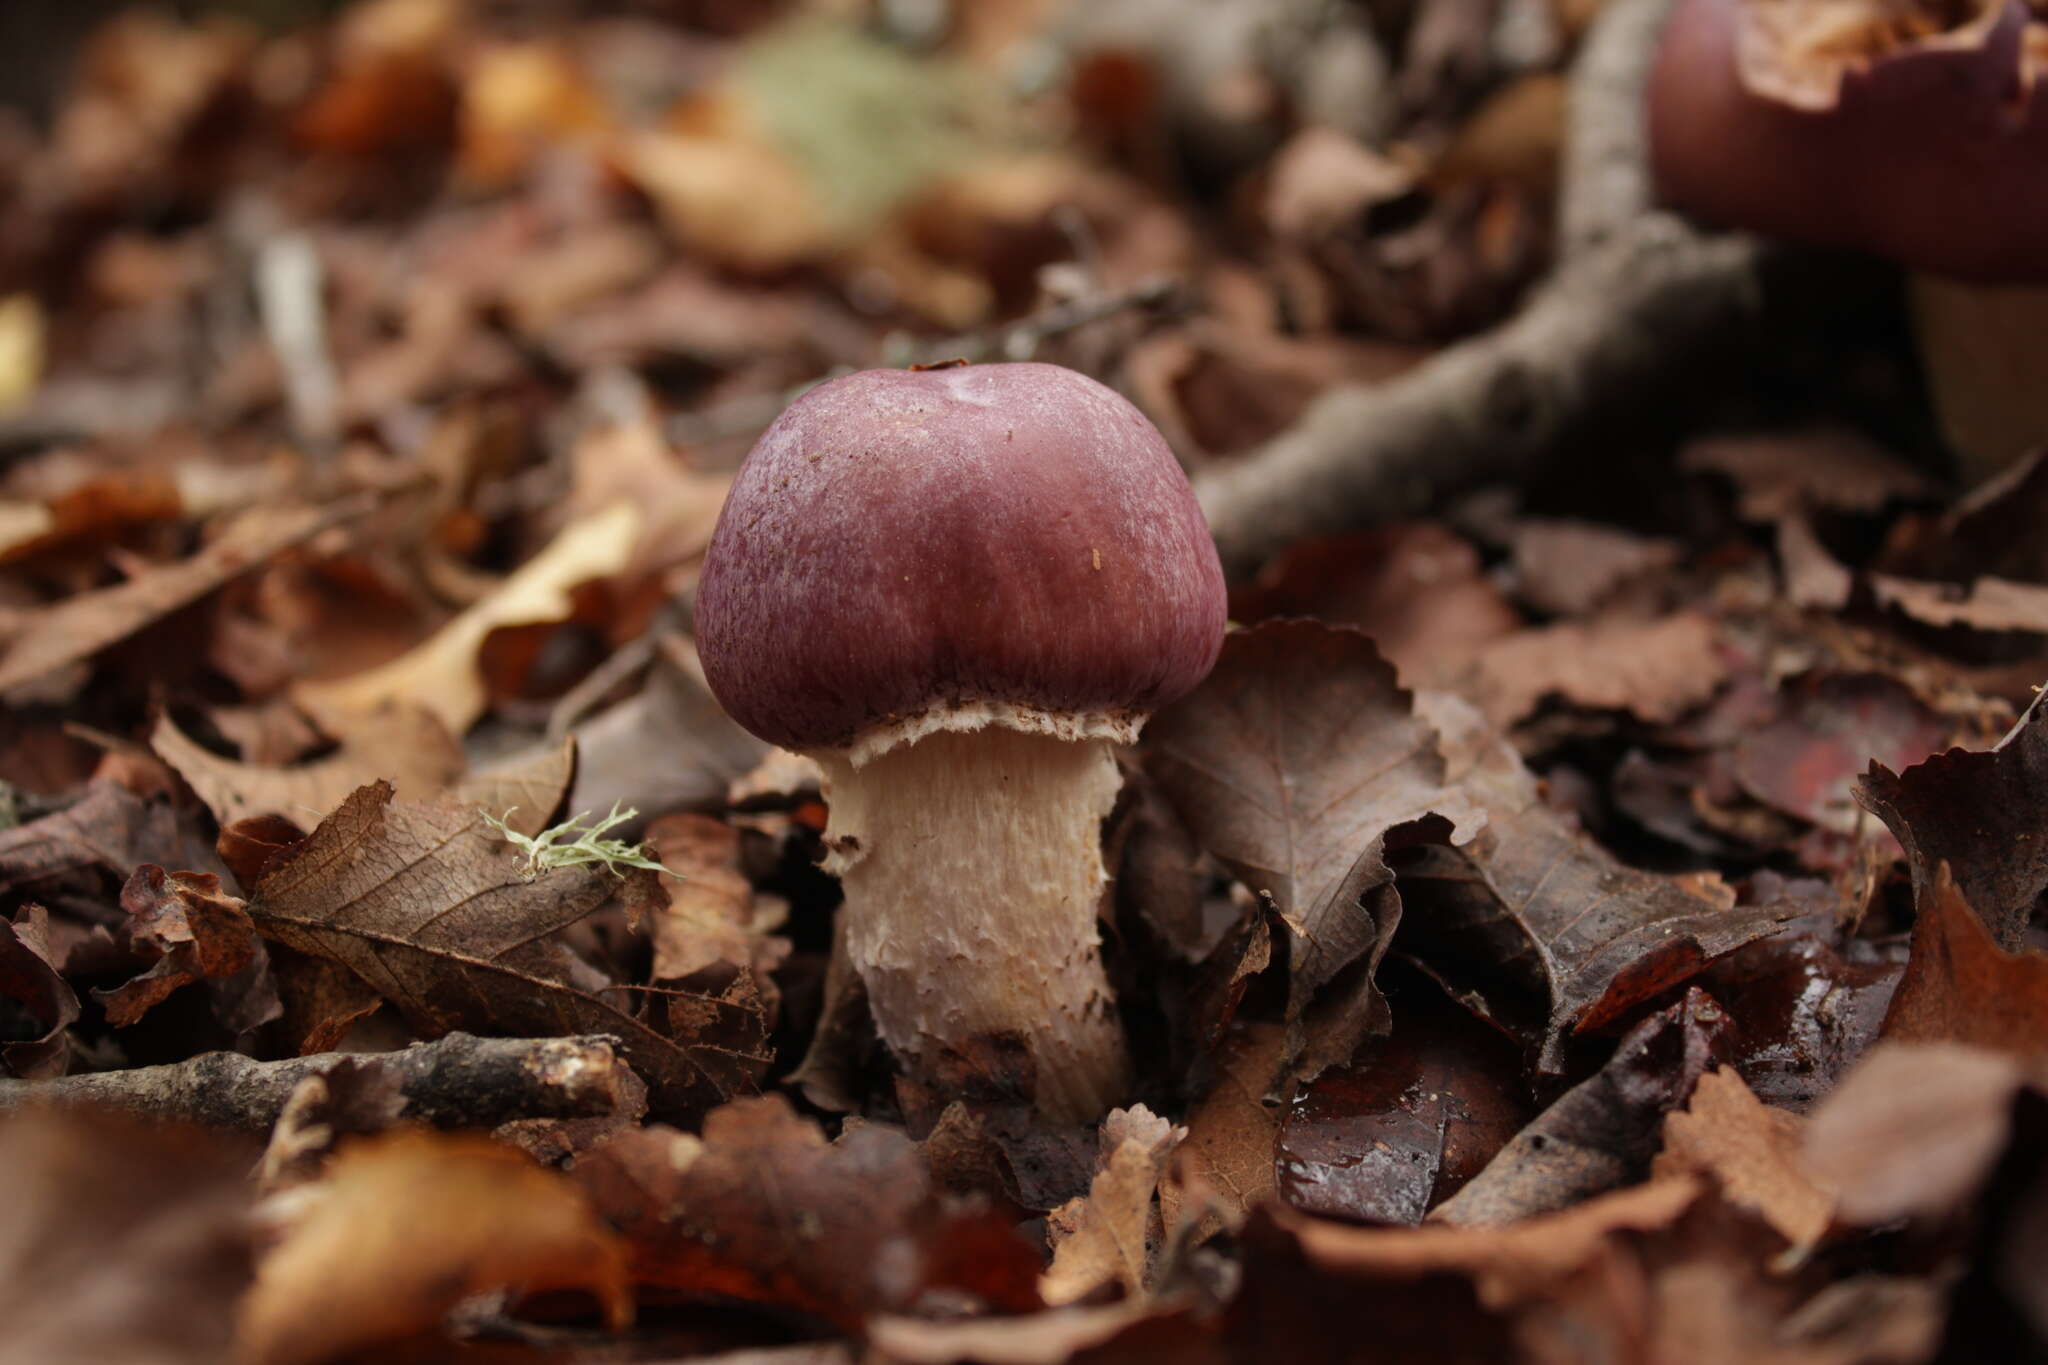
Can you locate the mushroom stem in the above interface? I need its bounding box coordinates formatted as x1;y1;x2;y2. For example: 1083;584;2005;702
815;726;1131;1121
1909;275;2048;488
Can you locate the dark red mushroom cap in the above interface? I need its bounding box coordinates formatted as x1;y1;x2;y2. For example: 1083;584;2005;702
695;362;1229;753
1649;0;2048;282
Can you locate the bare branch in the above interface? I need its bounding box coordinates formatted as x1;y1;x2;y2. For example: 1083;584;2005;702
0;1032;633;1132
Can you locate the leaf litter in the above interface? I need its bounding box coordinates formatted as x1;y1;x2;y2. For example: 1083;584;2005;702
5;0;2048;1359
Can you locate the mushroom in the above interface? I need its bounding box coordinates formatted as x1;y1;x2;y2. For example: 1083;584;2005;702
694;362;1227;1120
1648;0;2048;483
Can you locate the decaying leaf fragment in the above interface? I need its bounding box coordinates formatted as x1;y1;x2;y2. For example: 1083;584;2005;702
238;1130;631;1365
0;1109;254;1365
1431;988;1735;1226
96;863;264;1027
0;906;79;1077
1858;690;2048;950
151;705;465;829
1146;622;1484;1076
1396;799;1792;1073
294;500;641;735
576;1096;1043;1330
0;498;374;697
1654;1066;1836;1249
1881;863;2048;1051
246;780;766;1117
1042;1105;1186;1305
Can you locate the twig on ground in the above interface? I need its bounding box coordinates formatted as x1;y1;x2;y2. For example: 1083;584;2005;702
0;1032;633;1132
1192;0;1767;579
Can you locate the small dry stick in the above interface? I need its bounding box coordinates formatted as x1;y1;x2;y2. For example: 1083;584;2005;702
1193;0;1767;579
0;1032;633;1132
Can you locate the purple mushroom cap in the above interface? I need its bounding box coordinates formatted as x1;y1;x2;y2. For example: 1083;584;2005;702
695;363;1229;752
1650;0;2048;282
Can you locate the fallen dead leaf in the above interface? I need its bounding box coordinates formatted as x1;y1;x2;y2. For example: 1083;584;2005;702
1042;1105;1185;1305
96;864;263;1028
152;705;465;829
1396;801;1790;1074
643;812;789;988
0;779;226;920
1146;623;1483;1076
1162;1019;1289;1232
1466;609;1729;727
1431;988;1734;1226
294;500;641;736
576;1096;1043;1330
1235;1178;1704;1362
1227;525;1521;687
0;499;374;697
449;736;578;839
1804;1042;2032;1227
247;780;765;1117
1881;864;2048;1053
1278;976;1531;1226
237;1129;631;1365
1733;672;1951;834
1872;574;2048;636
0;293;45;413
1681;427;1939;523
1697;928;1901;1112
1509;519;1681;617
868;1300;1224;1365
0;1109;254;1365
1857;689;2048;949
1654;1066;1836;1249
0;905;78;1077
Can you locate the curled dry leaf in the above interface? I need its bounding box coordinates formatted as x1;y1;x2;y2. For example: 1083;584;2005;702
238;1130;631;1365
1396;799;1791;1074
1857;689;2048;949
247;780;766;1117
576;1096;1043;1330
1880;864;2048;1053
0;779;226;921
0;498;375;697
0;905;78;1077
1654;1066;1836;1250
0;1109;254;1365
96;864;262;1027
151;705;465;828
1236;1178;1704;1362
294;500;641;736
1145;622;1484;1075
1430;987;1735;1226
1042;1105;1187;1305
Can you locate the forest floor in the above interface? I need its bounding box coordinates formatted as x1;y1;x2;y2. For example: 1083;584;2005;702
1;1;2044;1362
